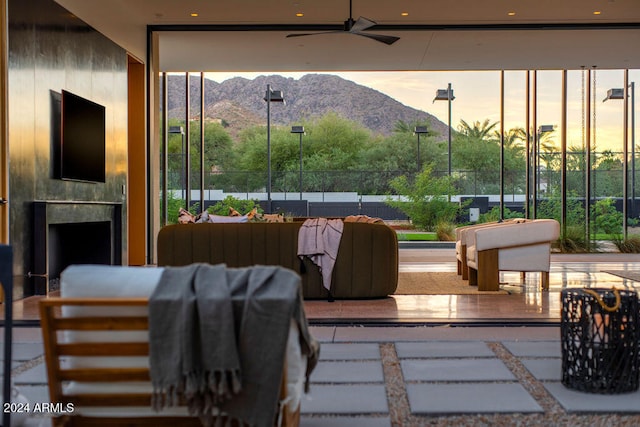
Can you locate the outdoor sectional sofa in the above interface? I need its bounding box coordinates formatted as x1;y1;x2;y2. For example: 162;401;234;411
157;221;399;299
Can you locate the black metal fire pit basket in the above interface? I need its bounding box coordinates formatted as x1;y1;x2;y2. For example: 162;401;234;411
561;287;640;394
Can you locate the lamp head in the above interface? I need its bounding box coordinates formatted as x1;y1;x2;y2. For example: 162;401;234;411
537;125;555;134
433;88;455;102
264;89;285;103
291;126;305;134
602;88;624;103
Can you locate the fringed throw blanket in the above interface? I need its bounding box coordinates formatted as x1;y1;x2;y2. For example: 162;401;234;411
297;218;344;293
149;263;319;427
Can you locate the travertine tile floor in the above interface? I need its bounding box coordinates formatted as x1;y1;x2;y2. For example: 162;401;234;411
304;249;640;324
3;249;640;426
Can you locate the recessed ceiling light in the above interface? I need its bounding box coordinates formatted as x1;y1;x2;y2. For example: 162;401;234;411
295;12;304;17
507;11;516;16
593;10;602;15
401;12;409;17
190;13;199;17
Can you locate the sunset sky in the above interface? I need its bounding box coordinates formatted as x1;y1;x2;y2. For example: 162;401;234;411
204;69;640;152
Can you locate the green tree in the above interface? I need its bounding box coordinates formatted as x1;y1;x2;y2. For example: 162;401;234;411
457;119;498;140
594;150;623;198
537;190;585;227
385;164;460;231
165;119;234;190
228;112;374;193
452;119;501;194
495;127;527;194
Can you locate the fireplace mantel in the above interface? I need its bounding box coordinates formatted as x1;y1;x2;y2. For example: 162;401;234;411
32;201;123;295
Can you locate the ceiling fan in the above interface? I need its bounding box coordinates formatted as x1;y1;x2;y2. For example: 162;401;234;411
286;0;400;45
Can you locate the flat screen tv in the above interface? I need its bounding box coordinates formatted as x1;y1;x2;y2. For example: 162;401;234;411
60;90;106;183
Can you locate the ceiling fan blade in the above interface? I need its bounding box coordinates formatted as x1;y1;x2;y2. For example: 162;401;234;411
353;32;401;45
286;31;342;39
285;3;400;46
349;16;376;33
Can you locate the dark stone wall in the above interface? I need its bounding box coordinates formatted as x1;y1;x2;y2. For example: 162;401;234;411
8;0;128;296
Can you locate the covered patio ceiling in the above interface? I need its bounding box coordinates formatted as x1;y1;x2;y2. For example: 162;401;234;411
54;0;640;72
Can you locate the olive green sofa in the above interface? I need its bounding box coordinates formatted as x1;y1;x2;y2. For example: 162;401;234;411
157;222;398;299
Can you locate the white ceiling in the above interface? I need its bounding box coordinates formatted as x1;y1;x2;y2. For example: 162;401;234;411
55;0;640;71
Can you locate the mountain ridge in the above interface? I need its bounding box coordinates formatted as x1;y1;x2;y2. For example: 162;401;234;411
165;73;449;138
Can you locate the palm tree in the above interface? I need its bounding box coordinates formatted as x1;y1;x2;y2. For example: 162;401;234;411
499;127;526;154
457;119;499;141
393;119;434;135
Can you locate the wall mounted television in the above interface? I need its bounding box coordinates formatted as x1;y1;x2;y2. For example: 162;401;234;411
60;90;106;183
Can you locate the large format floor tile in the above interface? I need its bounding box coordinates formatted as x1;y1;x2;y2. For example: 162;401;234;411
520;358;562;381
0;343;44;361
396;341;495;358
318;343;381;360
300;384;389;414
407;383;543;414
311;361;384;383
544;382;640;412
402;358;515;382
300;416;390;427
502;340;562;358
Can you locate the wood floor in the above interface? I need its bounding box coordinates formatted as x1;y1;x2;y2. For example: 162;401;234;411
8;249;640;325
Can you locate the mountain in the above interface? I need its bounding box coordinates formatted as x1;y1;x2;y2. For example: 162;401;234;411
164;73;449;138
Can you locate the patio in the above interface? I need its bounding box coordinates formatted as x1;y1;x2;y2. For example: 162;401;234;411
4;250;640;426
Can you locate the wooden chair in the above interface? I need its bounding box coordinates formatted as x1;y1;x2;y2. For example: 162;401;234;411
40;297;299;427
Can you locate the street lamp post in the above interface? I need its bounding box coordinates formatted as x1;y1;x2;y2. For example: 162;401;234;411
168;126;185;202
434;84;455;176
263;85;285;213
603;82;636;224
291;126;305;200
413;126;429;172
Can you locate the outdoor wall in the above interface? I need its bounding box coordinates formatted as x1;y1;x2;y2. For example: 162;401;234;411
7;0;128;296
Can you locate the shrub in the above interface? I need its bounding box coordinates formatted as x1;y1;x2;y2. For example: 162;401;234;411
553;225;592;253
385;164;461;231
612;235;640;253
591;198;623;235
166;192;199;224
208;196;263;216
478;206;524;223
435;221;456;241
538;193;585;227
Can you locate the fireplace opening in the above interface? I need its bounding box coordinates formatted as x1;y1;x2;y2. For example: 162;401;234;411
32;201;122;296
48;221;112;291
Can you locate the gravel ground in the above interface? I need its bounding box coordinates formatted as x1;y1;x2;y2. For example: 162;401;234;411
378;342;640;427
15;343;640;426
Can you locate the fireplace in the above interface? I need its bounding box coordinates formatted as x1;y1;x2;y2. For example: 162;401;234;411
32;201;122;295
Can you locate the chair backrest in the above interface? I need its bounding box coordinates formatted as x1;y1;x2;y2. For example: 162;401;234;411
456;219;529;245
39;297;295;426
471;219;560;252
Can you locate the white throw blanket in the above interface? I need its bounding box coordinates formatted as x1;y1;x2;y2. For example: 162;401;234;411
297;218;344;293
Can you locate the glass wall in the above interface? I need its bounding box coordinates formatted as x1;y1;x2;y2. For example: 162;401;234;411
502;71;527;213
157;69;640;245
